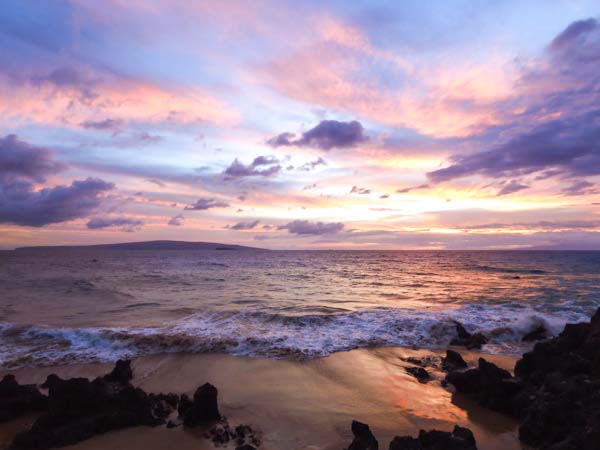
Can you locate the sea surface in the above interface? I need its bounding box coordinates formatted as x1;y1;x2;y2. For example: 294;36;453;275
1;249;599;368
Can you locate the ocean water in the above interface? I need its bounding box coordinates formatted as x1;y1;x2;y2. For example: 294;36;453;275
1;249;599;368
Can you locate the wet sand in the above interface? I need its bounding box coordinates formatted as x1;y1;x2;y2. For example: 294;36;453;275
0;347;521;450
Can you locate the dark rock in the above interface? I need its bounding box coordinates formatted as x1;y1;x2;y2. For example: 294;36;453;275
103;359;133;384
235;446;257;450
166;420;179;428
0;375;47;423
449;322;488;350
389;425;477;449
182;383;221;427
522;325;548;342
405;367;430;383
446;358;520;414
442;350;468;372
9;361;177;449
346;420;378;450
444;307;600;450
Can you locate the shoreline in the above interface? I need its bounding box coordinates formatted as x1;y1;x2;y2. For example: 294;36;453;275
0;347;520;450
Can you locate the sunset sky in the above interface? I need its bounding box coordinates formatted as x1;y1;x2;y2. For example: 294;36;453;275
1;0;599;249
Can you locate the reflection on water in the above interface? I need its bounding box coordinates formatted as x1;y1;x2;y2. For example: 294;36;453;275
0;250;599;367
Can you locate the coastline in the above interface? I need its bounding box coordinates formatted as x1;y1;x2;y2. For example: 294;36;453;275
0;347;520;450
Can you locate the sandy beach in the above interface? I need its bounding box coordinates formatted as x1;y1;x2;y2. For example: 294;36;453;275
0;347;521;450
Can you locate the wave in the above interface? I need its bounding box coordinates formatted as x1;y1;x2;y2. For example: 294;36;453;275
0;304;593;369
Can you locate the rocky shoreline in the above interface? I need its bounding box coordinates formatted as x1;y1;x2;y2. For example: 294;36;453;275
1;308;599;450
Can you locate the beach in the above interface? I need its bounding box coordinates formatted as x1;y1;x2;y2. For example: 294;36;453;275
0;347;520;450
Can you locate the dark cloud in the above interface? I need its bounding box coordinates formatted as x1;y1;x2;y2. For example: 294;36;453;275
184;198;230;210
146;178;166;188
550;18;598;52
428;18;600;184
298;157;326;171
562;180;597;196
268;120;368;150
497;180;529;196
350;185;371;194
303;183;318;190
278;220;344;235
0;134;66;183
457;220;600;231
0;134;114;227
397;183;429;194
428;110;600;182
30;67;97;99
86;216;144;232
230;220;260;230
168;214;184;226
1;177;114;227
80;118;124;131
380;194;390;199
223;156;281;179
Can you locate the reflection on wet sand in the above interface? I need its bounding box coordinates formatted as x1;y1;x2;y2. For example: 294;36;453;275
0;347;521;450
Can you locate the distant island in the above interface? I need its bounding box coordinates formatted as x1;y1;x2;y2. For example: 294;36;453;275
14;240;265;251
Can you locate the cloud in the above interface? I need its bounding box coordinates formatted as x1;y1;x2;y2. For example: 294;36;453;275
0;134;66;183
562;180;597;196
0;134;114;227
350;185;371;194
278;219;344;235
397;184;429;194
380;194;390;199
0;177;115;227
268;120;368;150
168;214;184;226
223;156;281;179
184;197;230;210
298;157;326;171
428;18;600;183
80;118;124;131
86;216;144;232
230;220;260;230
497;180;529;196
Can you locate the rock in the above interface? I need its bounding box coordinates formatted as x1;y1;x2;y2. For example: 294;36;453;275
103;359;133;384
446;358;520;414
442;350;468;371
9;361;177;449
405;367;430;383
182;383;221;427
0;375;47;423
444;307;600;450
204;419;261;448
235;446;257;450
450;322;488;350
522;325;547;342
346;420;378;450
389;425;477;449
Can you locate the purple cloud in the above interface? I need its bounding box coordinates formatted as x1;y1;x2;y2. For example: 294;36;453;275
230;220;260;230
428;18;600;183
223;156;281;179
0;134;66;183
1;177;115;227
497;180;529;196
298;157;326;171
562;180;596;196
268;120;369;150
87;216;144;232
184;198;230;210
350;185;371;194
168;214;184;226
80;118;124;131
278;220;344;235
397;184;429;194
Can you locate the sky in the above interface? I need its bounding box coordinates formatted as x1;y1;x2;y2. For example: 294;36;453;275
1;0;599;250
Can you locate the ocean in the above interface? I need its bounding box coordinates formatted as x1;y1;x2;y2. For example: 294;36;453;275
1;249;599;369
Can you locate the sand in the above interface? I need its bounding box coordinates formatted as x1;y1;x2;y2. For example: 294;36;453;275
0;347;522;450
